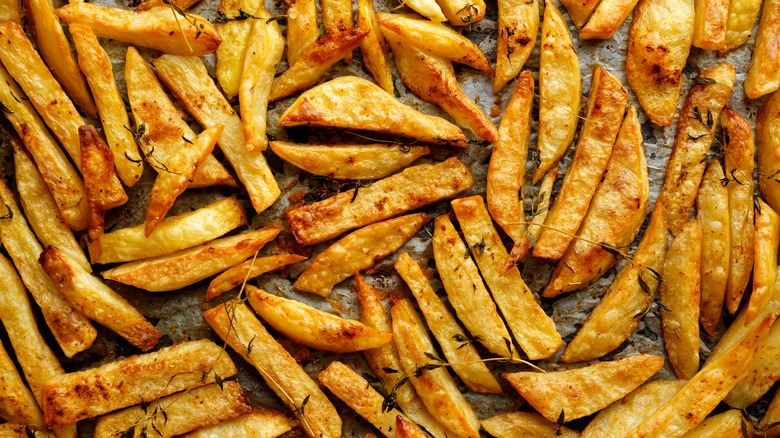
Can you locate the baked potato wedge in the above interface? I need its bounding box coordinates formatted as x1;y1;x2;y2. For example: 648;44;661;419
358;0;392;92
0;0;20;22
744;0;780;98
719;0;762;54
482;412;579;438
283;0;319;65
746;199;779;322
762;391;780;431
494;0;538;92
758;91;780;214
580;0;641;39
503;169;557;270
215;20;252;100
137;0;200;11
181;409;297;438
560;0;601;28
725;316;780;409
322;0;353;34
684;410;755;437
438;0;485;25
0;333;43;426
206;254;307;300
400;0;446;22
692;0;728;49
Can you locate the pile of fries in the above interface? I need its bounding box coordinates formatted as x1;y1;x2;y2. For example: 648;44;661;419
0;0;779;435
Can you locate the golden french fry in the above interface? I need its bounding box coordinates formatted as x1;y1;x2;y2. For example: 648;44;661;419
560;0;601;27
437;0;485;25
626;0;694;126
145;125;223;236
70;24;143;187
0;0;20;21
719;0;762;54
358;0;392;92
684;410;755;437
215;19;253;100
294;213;430;296
278;76;467;146
286;157;472;245
102;225;282;292
503;169;558;270
744;0;780;99
395;251;502;394
206;254;307;300
580;0;641;39
204;301;342;438
180;408;298;438
544;105;648;298
725;316;780;409
535;2;581;181
399;0;446;22
284;0;319;65
723;108;755;314
395;416;429;438
505;355;664;422
692;0;728;49
656;63;736;235
0;338;43;426
482;412;579;438
41;339;237;428
55;3;221;56
534;66;628;260
758;91;780;214
494;0;538;93
746;200;780;322
153;54;281;213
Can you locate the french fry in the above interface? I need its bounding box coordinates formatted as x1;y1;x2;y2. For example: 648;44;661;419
0;178;97;359
481;412;580;438
395;251;502;394
277;76;467;146
70;24;143;187
758;90;780;214
744;0;780;98
504;355;664;422
215;19;253;100
204;301;342;438
494;0;538;93
697;161;730;336
180;408;298;438
684;410;755;437
692;0;728;49
580;0;641;39
283;0;319;65
287;157;472;245
124;47;236;188
722;107;755;314
656;63;736;235
145;124;223;236
533;66;628;260
626;0;694;126
725;316;780;408
0;338;43;426
206;254;307;300
321;0;353;34
101;225;282;292
398;0;446;22
503;169;558;270
358;0;392;93
40;246;161;351
395;416;429;438
0;0;20;22
560;0;601;28
92;381;253;438
41;339;238;428
294;213;430;296
55;3;222;56
746;200;780;322
543;105;649;298
451;196;563;360
560;202;668;363
535;2;581;181
438;0;485;25
719;0;762;54
153;54;281;213
391;299;481;438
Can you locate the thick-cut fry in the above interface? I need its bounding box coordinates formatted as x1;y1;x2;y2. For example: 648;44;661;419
684;410;754;437
0;0;20;21
504;355;664;422
0;339;43;426
395;251;502;393
722;107;755;314
494;0;538;93
204;301;342;438
102;225;281;292
70;24;143;186
93;382;253;438
438;0;485;25
207;254;307;300
181;409;298;438
294;213;429;296
656;63;736;235
692;0;729;49
278;76;467;146
451;196;564;360
481;412;580;438
719;0;762;54
503;169;558;270
725;316;780;408
41;246;160;351
287;157;472;245
215;19;253;100
758;91;780;214
747;200;780;322
284;0;319;65
660;219;701;379
534;66;628;260
626;0;694;126
543;105;648;297
560;0;601;27
41;339;237;428
145;125;223;236
744;0;780;98
55;3;221;56
560;202;668;363
391;299;481;438
153;54;281;213
580;0;641;39
358;0;392;92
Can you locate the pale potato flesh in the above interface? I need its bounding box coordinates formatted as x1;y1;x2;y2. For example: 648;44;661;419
206;254;307;300
692;0;728;49
215;20;253;100
181;408;298;438
725;314;780;408
719;0;763;54
284;0;319;65
0;337;43;426
744;0;780;98
759;91;780;213
746;200;779;323
494;0;539;93
482;412;579;438
580;0;642;39
358;0;393;92
438;0;485;25
503;168;557;270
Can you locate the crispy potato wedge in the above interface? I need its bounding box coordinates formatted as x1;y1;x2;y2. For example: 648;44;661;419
278;76;466;145
725;316;780;408
626;0;694;126
746;200;780;322
534;66;628;260
494;0;538;93
247;286;392;352
145;125;223;236
204;301;342;438
560;0;601;28
0;424;56;438
543;105;648;297
0;338;43;426
503;169;558;270
395;416;430;438
41;339;237;428
395;251;502;393
286;157;472;245
70;24;143;186
451;196;564;360
656;63;736;235
744;0;780;98
284;0;319;65
438;0;485;25
269;142;429;179
723;107;755;314
719;0;762;54
758;91;780;214
55;3;221;56
93;381;252;438
684;410;755;437
41;246;160;351
206;254;307;300
580;0;641;39
294;213;429;296
102;225;281;292
391;299;481;438
181;409;298;438
661;219;702;379
504;355;664;422
358;0;392;92
560;202;668;363
692;0;728;49
402;0;446;22
215;19;253;100
153;54;281;213
482;412;579;438
0;0;20;22
322;0;353;34
385;33;497;143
